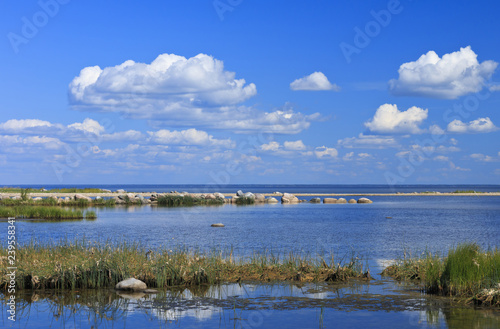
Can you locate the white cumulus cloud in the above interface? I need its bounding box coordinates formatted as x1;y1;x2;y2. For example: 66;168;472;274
389;46;498;99
284;140;306;151
314;146;338;158
447;117;498;133
290;72;340;91
0;119;53;132
148;128;234;148
68;118;105;135
364;104;428;134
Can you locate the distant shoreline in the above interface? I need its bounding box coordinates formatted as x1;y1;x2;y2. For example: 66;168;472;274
1;192;500;197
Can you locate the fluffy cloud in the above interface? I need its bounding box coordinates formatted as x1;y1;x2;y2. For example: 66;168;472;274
148;128;234;148
447;117;498;133
204;106;320;134
470;153;497;162
0;135;64;151
68;118;105;135
284;140;306;151
0;119;53;132
260;141;280;152
338;133;398;149
389;46;498;99
290;72;340;91
314;146;338;158
364;104;428;134
69;53;256;108
68;53;316;133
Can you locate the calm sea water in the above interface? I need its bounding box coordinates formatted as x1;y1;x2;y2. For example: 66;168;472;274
10;183;500;193
2;186;500;328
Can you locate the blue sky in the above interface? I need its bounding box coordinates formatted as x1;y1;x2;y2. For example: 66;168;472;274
1;0;500;185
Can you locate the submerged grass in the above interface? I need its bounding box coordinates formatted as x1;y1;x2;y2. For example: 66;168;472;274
0;206;95;220
0;240;369;290
382;243;500;306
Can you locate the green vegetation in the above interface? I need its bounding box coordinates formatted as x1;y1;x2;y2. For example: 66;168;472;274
157;195;224;206
0;206;96;220
452;190;479;193
0;240;369;290
0;187;107;193
234;196;255;205
382;243;500;306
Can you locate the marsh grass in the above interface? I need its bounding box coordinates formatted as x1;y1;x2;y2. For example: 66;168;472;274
0;240;369;291
0;206;95;220
234;196;255;205
382;243;500;306
157;195;224;206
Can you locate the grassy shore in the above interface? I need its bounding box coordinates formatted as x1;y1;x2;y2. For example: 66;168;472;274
156;195;224;206
382;243;500;306
0;187;107;193
0;206;96;220
0;240;370;290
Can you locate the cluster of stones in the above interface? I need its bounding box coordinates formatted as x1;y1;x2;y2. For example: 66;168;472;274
149;191;226;204
230;190;279;204
114;193;150;204
320;197;373;204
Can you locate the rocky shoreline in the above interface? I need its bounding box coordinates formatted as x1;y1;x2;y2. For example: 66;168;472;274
0;190;374;205
1;191;499;198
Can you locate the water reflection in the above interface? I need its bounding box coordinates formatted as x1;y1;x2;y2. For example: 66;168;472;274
2;281;499;328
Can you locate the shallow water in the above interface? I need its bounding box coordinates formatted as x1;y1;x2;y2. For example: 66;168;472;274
2;280;500;328
1;195;500;328
8;196;500;262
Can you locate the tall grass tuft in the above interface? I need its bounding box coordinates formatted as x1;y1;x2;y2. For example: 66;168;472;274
382;243;500;306
157;195;224;207
234;196;255;205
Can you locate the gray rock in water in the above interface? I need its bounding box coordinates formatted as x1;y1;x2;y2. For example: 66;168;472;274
236;190;245;197
244;192;255;199
254;193;266;202
266;197;279;203
211;223;225;227
348;199;356;204
116;189;126;193
115;278;147;292
101;189;111;193
310;197;321;203
357;197;373;204
74;194;91;202
205;194;216;200
323;198;337;204
95;196;102;200
136;194;144;201
337;198;347;204
281;193;299;204
214;192;225;199
11;196;21;200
